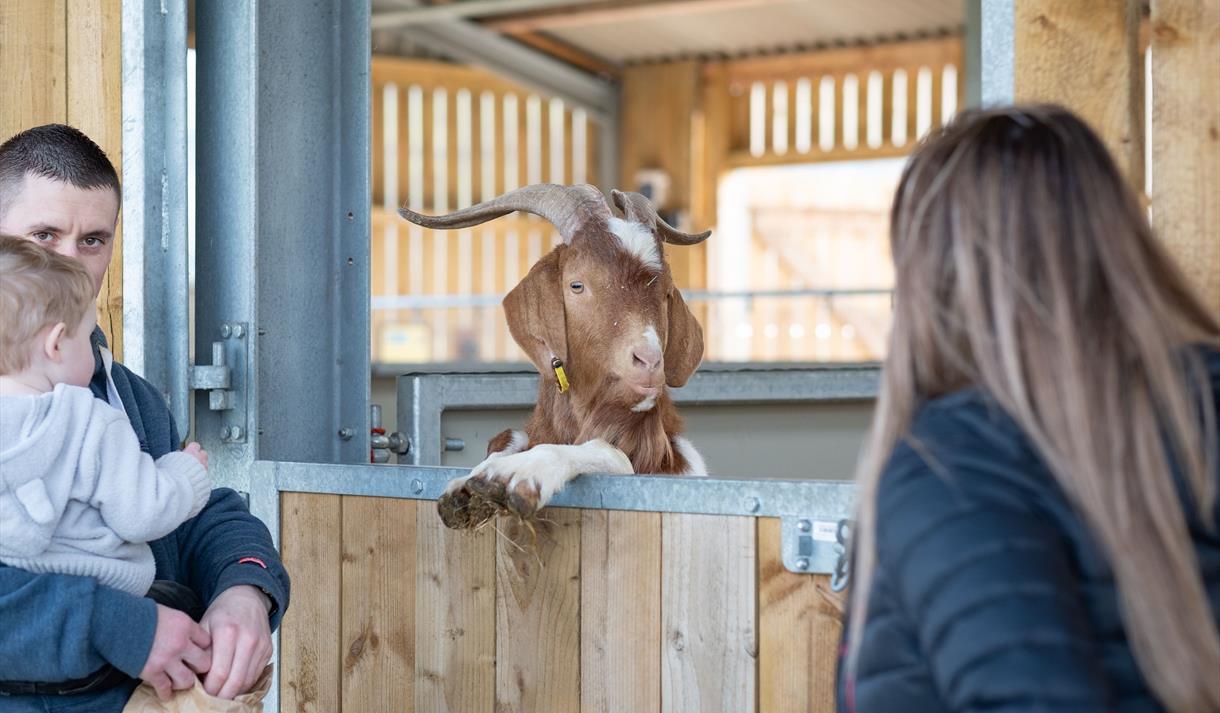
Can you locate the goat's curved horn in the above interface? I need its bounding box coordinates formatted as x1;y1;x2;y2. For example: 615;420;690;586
398;183;610;244
610;189;711;246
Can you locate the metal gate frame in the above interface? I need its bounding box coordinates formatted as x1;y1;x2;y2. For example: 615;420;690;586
116;1;1039;710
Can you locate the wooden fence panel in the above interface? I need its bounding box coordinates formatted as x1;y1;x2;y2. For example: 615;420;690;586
495;510;583;713
280;494;342;713
280;501;848;713
661;514;758;713
340;497;416;712
758;518;844;713
415;500;496;713
580;510;663;713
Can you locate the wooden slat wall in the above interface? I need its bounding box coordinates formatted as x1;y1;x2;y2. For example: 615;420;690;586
713;37;964;169
371;56;598;364
0;0;124;359
280;498;841;712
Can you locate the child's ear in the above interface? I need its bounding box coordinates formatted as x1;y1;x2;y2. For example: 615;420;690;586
42;322;68;363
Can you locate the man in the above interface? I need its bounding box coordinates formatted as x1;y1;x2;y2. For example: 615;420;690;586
0;124;290;710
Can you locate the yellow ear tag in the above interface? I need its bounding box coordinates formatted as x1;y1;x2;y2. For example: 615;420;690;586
551;357;570;393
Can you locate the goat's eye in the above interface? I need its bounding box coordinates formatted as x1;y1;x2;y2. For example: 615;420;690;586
570;281;584;294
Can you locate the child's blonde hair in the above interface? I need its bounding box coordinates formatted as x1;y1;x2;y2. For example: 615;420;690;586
0;236;95;374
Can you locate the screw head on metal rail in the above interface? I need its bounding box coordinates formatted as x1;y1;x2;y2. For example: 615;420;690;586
220;324;232;339
746;496;761;513
232;324;246;338
795;557;810;571
221;426;232;440
230;426;243;441
411;479;424;494
798;519;812;533
338;428;355;441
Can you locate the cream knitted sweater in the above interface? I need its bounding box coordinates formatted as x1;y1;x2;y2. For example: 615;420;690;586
0;384;210;596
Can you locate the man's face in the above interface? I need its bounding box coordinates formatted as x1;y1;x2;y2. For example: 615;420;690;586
0;173;119;297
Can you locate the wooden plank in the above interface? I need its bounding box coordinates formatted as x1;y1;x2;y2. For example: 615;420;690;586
373;54;528;96
486;0;786;33
727;139;912;169
495;509;583;713
711;37;963;84
0;0;67;139
580;510;662;713
280;493;342;713
66;0;124;360
619;61;699;209
510;31;621;79
757;518;843;713
1150;0;1220;313
415;500;496;713
661;514;757;713
1014;0;1144;186
340;496;416;713
881;69;895;147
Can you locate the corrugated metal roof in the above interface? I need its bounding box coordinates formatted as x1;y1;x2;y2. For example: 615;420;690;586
519;0;963;64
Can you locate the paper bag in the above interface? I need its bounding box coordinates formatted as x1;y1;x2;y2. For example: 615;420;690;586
122;666;273;713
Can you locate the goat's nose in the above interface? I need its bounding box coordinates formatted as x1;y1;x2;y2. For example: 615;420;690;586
632;343;662;373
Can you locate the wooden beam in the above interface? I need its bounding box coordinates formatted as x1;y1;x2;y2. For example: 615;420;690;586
0;0;67;139
1;0;124;360
1013;0;1144;186
510;31;621;78
486;0;788;34
709;37;963;84
67;0;124;361
1149;0;1220;312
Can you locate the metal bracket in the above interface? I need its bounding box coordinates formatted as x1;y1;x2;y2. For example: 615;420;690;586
782;516;852;580
188;322;250;442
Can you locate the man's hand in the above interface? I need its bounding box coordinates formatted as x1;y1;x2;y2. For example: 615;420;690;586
200;585;273;699
140;604;212;701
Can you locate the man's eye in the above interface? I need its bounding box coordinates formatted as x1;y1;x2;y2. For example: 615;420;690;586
32;232;54;242
81;237;104;248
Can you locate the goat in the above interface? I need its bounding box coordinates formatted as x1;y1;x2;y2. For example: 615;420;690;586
398;184;711;529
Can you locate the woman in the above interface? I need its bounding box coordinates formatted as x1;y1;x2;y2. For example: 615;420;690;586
841;105;1220;713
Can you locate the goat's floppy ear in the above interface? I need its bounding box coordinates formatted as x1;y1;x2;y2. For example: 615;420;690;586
664;287;703;388
503;249;568;379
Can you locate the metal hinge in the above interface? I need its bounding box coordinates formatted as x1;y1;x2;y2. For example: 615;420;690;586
781;516;853;587
189;322;249;442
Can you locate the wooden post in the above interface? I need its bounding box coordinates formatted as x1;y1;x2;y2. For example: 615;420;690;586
0;0;124;358
1014;0;1145;187
1149;0;1220;313
618;61;708;291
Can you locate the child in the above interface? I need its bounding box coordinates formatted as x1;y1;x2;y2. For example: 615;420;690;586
0;236;211;597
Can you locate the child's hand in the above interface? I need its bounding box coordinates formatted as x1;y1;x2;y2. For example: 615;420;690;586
182;442;208;469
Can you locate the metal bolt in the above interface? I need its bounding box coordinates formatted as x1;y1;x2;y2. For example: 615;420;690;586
230;426;244;441
338;428;354;441
746;497;761;513
795;557;810;571
798;519;812;533
221;426;232;440
411;479;424;494
232;324;246;338
219;324;232;338
443;438;465;452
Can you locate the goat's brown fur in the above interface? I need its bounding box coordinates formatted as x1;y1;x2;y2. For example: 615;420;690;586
400;185;707;529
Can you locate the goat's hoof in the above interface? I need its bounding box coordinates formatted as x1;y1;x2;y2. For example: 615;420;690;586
436;488;496;530
507;480;542;518
466;475;508;505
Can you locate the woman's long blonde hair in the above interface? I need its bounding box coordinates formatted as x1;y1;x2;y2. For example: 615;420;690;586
848;105;1220;712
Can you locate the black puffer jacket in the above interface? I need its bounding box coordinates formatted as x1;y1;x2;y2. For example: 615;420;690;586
840;349;1220;713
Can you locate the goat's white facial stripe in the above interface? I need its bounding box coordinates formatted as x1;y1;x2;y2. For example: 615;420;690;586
607;217;662;272
643;326;661;353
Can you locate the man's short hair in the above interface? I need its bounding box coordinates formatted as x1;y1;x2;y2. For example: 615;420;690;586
0;236;95;375
0;124;121;219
